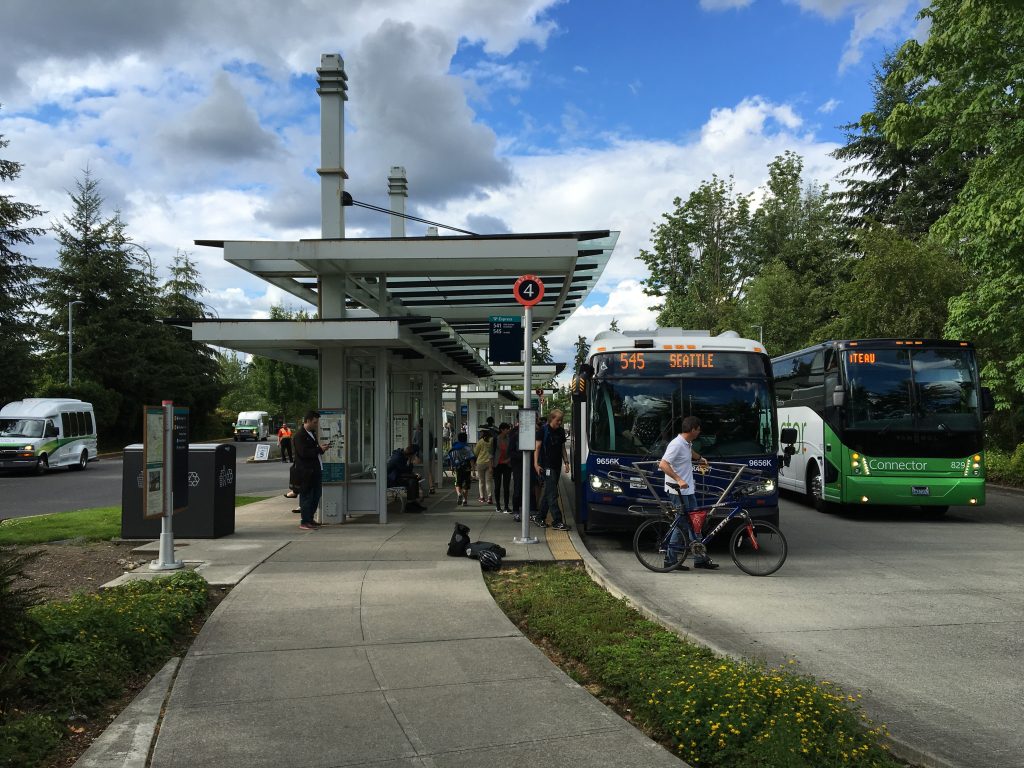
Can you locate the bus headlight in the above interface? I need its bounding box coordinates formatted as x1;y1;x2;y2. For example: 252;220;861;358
590;475;622;494
24;444;35;451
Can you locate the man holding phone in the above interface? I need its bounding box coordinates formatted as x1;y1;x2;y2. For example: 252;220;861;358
293;410;331;530
532;409;571;531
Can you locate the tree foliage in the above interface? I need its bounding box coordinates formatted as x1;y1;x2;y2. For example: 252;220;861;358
639;175;750;333
826;227;966;340
833;52;972;237
0;116;45;405
884;0;1024;408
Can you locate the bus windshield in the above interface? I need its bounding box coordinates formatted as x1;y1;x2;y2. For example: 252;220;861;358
844;348;980;432
590;377;774;458
0;418;45;438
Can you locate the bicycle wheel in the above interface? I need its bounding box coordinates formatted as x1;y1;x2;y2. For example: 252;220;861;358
730;520;788;576
633;518;684;573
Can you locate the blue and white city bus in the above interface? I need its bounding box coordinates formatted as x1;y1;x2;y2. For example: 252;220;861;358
574;329;780;531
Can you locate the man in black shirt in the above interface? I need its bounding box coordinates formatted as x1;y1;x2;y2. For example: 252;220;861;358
532;409;570;531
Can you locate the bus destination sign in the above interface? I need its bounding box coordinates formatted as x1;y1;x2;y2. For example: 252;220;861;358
847;352;877;364
594;350;768;378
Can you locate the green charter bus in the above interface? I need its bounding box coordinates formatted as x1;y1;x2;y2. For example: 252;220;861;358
772;339;993;514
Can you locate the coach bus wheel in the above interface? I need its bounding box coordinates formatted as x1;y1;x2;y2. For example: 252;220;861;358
807;464;827;513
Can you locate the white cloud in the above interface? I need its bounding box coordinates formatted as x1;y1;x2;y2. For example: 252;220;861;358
0;1;850;377
785;0;923;71
817;97;841;113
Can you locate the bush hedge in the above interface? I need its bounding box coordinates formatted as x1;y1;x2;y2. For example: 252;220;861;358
0;570;209;767
487;564;900;768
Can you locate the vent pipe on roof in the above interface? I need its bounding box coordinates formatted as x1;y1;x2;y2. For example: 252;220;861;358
316;54;348;239
425;226;439;237
388;166;408;237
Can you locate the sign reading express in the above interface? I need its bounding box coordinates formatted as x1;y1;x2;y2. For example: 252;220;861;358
489;315;523;363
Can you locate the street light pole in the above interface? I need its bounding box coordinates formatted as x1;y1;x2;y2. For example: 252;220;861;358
68;300;84;387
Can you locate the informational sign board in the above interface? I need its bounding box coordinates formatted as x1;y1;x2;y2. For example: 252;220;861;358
172;407;189;514
392;413;410;452
143;406;165;520
254;444;271;461
489;315;523;363
518;408;537;450
318;408;346;484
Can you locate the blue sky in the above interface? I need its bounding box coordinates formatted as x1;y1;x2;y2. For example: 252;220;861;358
0;0;926;365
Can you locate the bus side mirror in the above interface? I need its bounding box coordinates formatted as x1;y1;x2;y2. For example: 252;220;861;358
981;387;995;417
45;424;58;438
779;427;797;445
832;385;846;408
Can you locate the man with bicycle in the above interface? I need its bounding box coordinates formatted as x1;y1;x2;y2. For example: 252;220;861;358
659;416;719;570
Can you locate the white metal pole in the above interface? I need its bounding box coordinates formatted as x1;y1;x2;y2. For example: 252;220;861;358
516;305;538;544
151;400;183;570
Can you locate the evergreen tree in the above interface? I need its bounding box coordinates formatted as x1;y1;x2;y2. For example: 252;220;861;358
573;335;590;376
532;335;554;366
37;170;165;444
156;251;225;436
884;0;1024;410
832;52;972;237
0;116;45;405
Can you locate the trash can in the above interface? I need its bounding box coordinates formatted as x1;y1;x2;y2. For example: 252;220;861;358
121;443;236;539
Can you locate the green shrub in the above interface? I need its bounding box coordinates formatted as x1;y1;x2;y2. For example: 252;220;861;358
488;565;900;768
0;570;209;767
985;448;1022;487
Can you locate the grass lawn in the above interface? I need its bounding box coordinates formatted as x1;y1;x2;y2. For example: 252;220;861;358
0;495;269;545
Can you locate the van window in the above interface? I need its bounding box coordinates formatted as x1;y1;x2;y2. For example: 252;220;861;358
75;412;86;436
84;412;94;435
62;413;73;437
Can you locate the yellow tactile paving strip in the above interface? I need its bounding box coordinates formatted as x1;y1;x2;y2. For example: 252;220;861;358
544;527;582;561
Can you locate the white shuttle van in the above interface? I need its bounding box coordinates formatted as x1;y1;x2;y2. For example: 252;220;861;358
233;411;269;441
0;398;98;473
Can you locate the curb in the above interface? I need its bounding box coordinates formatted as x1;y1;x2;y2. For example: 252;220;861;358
72;657;180;768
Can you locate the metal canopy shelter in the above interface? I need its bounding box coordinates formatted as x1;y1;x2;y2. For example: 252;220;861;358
195;230;618;351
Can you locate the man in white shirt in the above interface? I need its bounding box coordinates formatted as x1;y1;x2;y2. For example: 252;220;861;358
658;416;718;570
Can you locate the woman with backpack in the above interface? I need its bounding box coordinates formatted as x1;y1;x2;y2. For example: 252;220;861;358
447;432;474;506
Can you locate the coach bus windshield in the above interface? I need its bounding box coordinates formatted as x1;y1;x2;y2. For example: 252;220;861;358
844;348;981;432
589;377;774;458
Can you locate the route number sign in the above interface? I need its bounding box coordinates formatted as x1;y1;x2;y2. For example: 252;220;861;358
513;274;545;307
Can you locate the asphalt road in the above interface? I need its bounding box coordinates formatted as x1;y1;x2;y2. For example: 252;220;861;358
582;488;1024;768
0;441;292;520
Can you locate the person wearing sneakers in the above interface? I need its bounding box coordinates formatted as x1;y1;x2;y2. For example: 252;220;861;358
447;432;475;506
293;410;331;530
473;430;494;505
532;409;571;531
491;422;515;513
659;416;717;570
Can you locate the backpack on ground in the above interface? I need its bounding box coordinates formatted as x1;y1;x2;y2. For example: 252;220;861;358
446;523;471;557
466;541;507;559
478;549;502;571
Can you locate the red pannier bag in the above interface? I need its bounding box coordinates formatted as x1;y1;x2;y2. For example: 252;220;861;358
688;508;709;535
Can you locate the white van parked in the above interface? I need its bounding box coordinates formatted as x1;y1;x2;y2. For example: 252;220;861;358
0;398;98;473
233;411;269;441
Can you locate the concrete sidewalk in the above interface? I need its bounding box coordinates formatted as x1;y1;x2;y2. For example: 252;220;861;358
80;488;687;768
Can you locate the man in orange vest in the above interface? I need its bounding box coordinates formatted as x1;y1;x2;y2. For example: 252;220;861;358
277;421;294;463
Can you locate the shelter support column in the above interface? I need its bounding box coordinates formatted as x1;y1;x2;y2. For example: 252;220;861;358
319;347;346;523
375;348;389;523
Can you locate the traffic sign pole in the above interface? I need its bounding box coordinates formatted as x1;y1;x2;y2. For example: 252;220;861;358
151;400;183;571
512;274;543;545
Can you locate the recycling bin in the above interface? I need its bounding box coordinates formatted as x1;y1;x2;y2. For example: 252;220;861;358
121;443;236;539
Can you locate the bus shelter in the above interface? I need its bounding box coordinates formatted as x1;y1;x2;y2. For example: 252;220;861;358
177;54;618;523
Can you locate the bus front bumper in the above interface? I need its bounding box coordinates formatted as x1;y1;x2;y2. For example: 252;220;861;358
583;500;780;531
841;476;985;506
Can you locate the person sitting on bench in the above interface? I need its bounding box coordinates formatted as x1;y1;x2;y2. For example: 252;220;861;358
387;445;426;513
